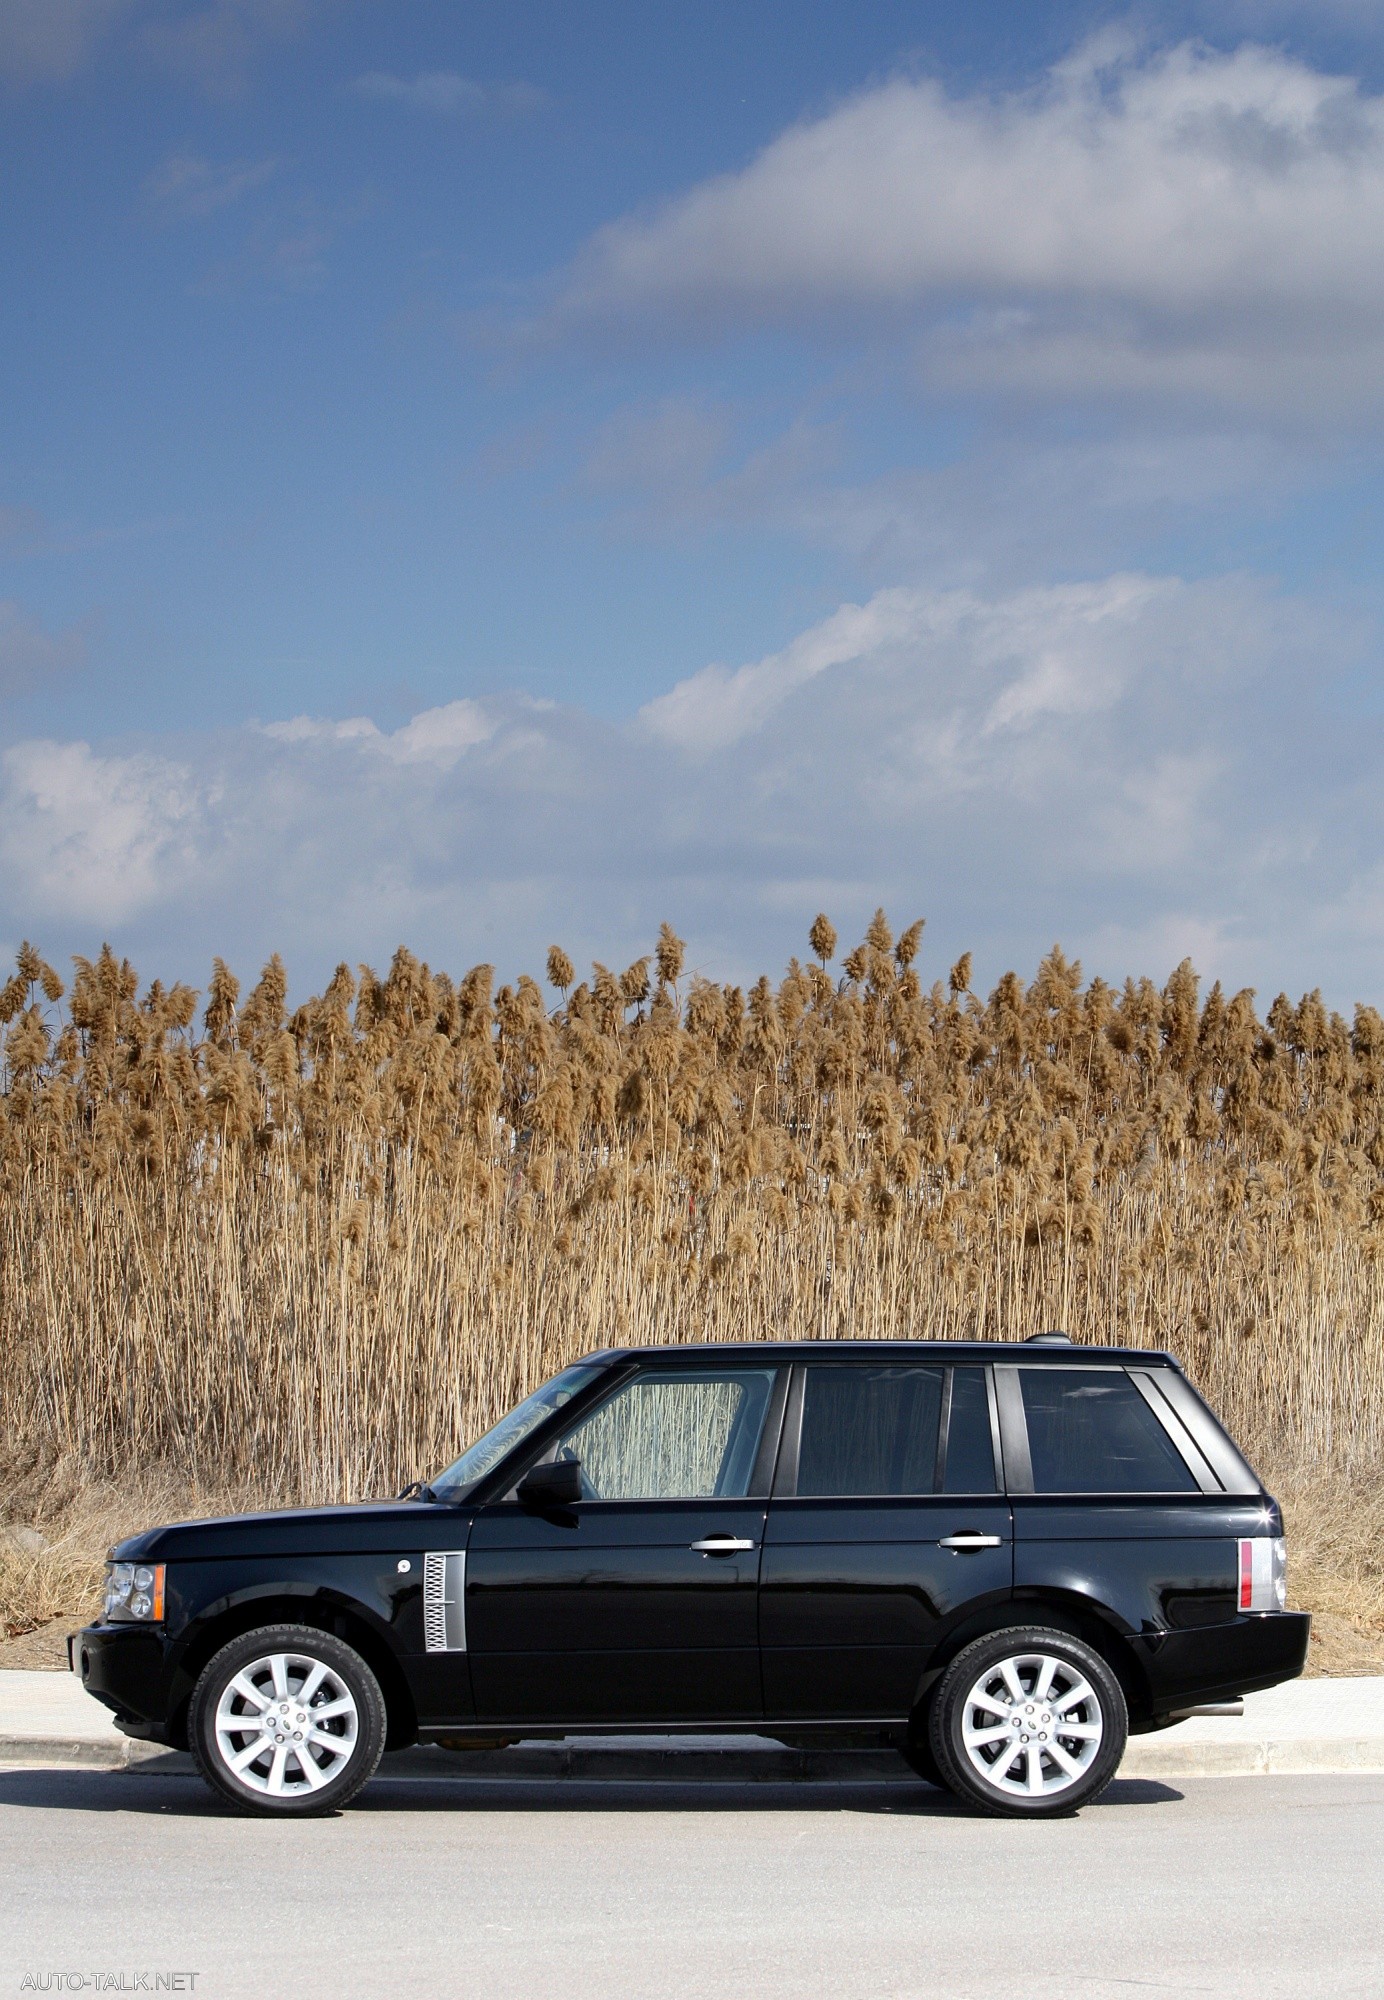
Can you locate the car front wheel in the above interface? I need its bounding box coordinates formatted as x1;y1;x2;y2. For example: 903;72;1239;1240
928;1626;1127;1817
189;1623;387;1816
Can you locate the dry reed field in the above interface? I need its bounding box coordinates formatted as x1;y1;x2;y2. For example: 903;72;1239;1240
1;914;1382;1667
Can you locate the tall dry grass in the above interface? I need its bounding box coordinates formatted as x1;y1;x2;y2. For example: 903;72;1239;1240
1;916;1382;1524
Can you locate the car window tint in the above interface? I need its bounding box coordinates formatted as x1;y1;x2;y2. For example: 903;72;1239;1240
797;1366;944;1496
1020;1369;1199;1493
555;1370;776;1500
942;1368;997;1493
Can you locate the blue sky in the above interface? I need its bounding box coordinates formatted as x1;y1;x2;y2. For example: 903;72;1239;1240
4;0;1384;1005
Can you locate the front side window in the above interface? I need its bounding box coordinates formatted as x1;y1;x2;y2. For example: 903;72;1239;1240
552;1369;777;1501
797;1365;945;1496
1020;1368;1199;1493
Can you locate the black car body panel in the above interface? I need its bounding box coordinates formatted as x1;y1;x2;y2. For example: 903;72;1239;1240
761;1496;1014;1719
76;1339;1310;1752
468;1498;766;1724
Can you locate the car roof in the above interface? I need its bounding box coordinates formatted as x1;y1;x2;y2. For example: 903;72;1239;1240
582;1340;1179;1368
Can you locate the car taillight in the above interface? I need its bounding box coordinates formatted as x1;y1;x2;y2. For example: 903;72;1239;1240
1238;1536;1287;1612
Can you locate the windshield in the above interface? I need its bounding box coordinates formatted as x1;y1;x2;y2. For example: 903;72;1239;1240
430;1360;610;1499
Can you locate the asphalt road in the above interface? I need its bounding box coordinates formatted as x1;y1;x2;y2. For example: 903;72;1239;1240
1;1764;1381;2000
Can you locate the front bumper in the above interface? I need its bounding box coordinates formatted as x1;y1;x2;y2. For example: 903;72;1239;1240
73;1622;179;1743
1136;1610;1311;1715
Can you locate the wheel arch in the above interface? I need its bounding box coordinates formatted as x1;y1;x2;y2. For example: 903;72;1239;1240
911;1592;1152;1729
170;1594;419;1753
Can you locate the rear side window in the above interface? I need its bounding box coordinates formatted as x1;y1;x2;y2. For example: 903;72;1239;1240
942;1367;998;1494
797;1366;944;1496
1019;1369;1199;1493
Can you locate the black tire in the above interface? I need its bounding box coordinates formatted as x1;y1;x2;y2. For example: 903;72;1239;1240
901;1713;945;1787
189;1623;387;1817
928;1626;1127;1818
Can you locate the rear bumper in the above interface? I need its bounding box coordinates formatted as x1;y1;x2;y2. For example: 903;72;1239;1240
1136;1611;1311;1715
73;1622;179;1743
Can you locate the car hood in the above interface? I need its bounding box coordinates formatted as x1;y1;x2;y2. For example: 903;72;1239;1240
111;1499;472;1562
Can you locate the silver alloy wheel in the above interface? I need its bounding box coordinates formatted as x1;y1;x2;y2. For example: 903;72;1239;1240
959;1651;1104;1799
212;1650;359;1798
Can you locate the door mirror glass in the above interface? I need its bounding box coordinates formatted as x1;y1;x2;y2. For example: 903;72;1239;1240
517;1457;584;1507
549;1370;777;1500
1019;1368;1200;1493
797;1365;945;1496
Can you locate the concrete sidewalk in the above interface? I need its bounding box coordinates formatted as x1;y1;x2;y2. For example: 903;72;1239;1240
3;1664;1383;1780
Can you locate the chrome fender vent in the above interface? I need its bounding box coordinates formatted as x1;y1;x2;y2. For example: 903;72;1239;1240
423;1549;467;1653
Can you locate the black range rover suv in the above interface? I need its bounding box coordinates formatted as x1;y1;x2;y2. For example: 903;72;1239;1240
76;1337;1308;1819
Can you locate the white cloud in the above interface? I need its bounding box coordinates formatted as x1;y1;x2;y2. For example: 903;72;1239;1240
555;37;1384;412
262;699;493;768
352;70;544;116
639;588;923;753
0;572;1371;1006
0;740;199;924
144;152;277;219
640;575;1178;755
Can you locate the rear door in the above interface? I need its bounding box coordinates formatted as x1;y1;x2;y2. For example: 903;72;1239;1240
760;1361;1013;1722
1001;1363;1245;1650
467;1361;783;1726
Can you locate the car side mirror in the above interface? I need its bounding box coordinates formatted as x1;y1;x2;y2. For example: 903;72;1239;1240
517;1458;583;1507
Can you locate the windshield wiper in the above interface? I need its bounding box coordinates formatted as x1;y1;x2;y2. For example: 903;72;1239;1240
396;1478;437;1502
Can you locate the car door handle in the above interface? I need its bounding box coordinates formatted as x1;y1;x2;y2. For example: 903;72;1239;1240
690;1536;756;1554
938;1532;1004;1551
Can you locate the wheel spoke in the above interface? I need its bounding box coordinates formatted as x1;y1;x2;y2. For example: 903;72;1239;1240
229;1737;269;1774
306;1725;350;1755
293;1744;329;1790
1056;1720;1101;1741
1025;1746;1044;1794
969;1687;1011;1719
1000;1660;1026;1703
987;1739;1021;1781
1032;1657;1058;1701
269;1655;290;1700
308;1696;354;1721
1047;1739;1083;1778
228;1673;270;1712
1052;1677;1094;1715
298;1661;329;1704
266;1745;290;1794
963;1723;1013;1747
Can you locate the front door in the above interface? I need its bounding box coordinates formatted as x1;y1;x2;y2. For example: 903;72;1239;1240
761;1361;1013;1721
467;1362;782;1725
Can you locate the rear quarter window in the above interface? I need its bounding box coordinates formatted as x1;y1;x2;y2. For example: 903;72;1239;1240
1020;1368;1199;1493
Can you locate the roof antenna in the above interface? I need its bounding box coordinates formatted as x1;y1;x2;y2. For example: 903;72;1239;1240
1024;1330;1073;1346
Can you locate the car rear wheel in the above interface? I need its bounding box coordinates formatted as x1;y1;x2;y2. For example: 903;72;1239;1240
929;1626;1127;1817
189;1623;387;1816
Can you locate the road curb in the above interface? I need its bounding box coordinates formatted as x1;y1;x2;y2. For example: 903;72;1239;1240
2;1732;1383;1781
1120;1735;1384;1778
0;1733;170;1769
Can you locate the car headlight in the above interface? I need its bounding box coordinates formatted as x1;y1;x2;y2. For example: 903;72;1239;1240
104;1560;165;1622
